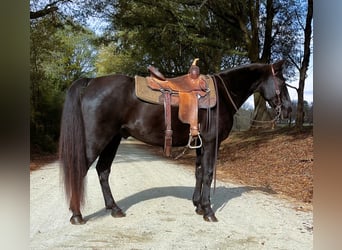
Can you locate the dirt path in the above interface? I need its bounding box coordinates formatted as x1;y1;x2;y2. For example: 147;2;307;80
30;139;313;249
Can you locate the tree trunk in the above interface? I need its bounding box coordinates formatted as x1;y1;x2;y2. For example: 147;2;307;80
296;82;305;128
295;0;313;129
30;6;58;19
251;92;273;129
250;0;274;129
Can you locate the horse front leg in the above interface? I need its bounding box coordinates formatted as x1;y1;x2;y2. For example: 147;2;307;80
200;142;218;222
193;147;204;215
96;136;125;218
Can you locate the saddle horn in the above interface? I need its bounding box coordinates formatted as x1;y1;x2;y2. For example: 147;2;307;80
189;58;200;79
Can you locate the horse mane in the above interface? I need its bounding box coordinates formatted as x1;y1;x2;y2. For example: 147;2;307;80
218;62;268;76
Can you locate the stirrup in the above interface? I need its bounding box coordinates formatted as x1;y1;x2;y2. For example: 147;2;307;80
187;134;203;149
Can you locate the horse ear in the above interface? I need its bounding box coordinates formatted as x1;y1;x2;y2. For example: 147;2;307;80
272;60;285;72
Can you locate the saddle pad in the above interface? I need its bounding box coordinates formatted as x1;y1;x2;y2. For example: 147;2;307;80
135;75;217;109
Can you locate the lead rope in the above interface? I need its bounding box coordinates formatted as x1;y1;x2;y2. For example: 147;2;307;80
173;75;220;194
210;74;238;194
162;89;173;157
215;67;282;128
212;75;220;194
175;69;282;193
174;75;219;195
214;74;239;112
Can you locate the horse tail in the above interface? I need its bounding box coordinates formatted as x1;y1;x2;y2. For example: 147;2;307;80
59;78;91;210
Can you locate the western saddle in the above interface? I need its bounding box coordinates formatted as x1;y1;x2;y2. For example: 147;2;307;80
146;59;214;157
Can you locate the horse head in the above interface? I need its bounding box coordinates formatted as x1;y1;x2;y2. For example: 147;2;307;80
257;60;292;119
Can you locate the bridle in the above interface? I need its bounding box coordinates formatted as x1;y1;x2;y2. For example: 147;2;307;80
210;68;283;192
215;64;283;123
175;66;284;192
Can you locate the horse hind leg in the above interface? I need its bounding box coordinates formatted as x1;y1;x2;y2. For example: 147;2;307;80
96;135;125;218
69;190;87;224
68;168;88;225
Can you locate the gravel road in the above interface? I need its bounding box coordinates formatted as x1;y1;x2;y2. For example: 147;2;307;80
30;139;313;249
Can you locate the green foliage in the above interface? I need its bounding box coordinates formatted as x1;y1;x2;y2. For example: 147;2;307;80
97;0;247;76
92;0;306;77
30;15;97;153
30;0;311;153
95;43;147;76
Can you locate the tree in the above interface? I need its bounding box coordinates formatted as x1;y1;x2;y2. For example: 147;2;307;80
95;42;140;76
206;0;301;128
288;0;313;129
30;0;311;153
82;0;304;83
288;100;313;126
30;13;97;152
89;0;248;75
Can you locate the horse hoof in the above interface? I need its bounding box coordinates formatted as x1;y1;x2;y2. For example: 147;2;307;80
203;214;218;222
195;207;204;215
70;215;86;225
111;208;126;218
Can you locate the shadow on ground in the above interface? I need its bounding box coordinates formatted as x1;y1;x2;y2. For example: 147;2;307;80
84;185;274;222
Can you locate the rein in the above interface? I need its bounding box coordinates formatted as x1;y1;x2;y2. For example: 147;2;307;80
175;66;282;193
214;74;239;112
215;65;283;127
211;75;220;193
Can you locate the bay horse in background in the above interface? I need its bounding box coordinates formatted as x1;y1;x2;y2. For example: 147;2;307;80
59;60;292;224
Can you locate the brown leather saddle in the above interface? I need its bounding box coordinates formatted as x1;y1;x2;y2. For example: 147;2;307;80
144;59;216;157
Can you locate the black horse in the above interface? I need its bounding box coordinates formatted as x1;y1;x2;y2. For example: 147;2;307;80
59;60;292;224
